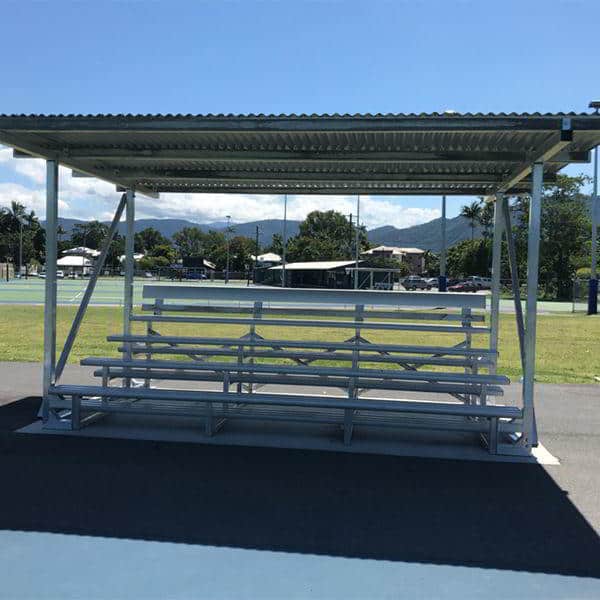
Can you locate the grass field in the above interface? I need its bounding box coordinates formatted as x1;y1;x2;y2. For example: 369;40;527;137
0;304;598;384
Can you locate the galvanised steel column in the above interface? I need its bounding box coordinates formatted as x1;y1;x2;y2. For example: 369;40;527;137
588;145;598;315
522;162;543;447
489;194;504;374
281;195;287;287
439;195;447;291
123;189;135;375
354;195;360;289
42;160;59;416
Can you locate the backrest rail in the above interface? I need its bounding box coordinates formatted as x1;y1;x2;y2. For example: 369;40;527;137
142;285;487;310
140;303;485;323
131;314;490;334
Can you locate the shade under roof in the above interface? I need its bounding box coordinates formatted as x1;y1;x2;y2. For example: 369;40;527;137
1;112;599;198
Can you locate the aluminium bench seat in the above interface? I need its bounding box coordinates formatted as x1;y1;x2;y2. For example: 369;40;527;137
45;285;515;453
49;384;521;453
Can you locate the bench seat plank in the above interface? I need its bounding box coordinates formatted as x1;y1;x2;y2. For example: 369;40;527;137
123;345;491;368
131;314;490;335
92;368;506;396
49;384;521;419
108;335;496;357
81;357;509;385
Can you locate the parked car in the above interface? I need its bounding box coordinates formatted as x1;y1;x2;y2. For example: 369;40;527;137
425;277;439;288
373;281;393;290
464;276;491;290
56;270;65;279
448;281;479;292
402;276;431;290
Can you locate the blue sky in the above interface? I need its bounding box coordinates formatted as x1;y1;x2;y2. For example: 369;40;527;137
1;0;598;227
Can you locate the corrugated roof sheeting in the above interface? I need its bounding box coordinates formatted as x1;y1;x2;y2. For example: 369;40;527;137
1;112;599;197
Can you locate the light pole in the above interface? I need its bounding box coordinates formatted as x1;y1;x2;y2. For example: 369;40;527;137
589;100;599;315
18;218;24;278
281;194;288;287
225;215;231;284
439;195;447;291
354;195;360;289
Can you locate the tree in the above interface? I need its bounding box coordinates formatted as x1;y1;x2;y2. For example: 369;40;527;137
267;233;284;256
286;210;368;262
70;221;109;249
478;198;495;238
173;226;206;258
150;243;176;263
135;227;169;254
0;201;45;268
511;174;592;299
210;235;255;271
460;201;482;240
447;239;492;278
423;250;440;276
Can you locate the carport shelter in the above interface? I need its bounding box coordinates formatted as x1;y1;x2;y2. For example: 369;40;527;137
1;112;599;455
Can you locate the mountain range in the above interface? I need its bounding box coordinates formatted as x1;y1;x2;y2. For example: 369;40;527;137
44;215;478;253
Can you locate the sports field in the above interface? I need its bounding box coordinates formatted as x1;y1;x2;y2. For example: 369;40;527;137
0;277;250;306
0;277;586;312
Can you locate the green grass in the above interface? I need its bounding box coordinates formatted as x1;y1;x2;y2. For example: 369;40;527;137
0;305;598;384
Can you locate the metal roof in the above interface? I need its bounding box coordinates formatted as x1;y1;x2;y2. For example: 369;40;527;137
270;260;362;271
1;112;599;198
363;246;425;255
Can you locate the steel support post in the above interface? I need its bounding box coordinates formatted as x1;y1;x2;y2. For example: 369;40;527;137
354;195;360;289
42;160;59;418
124;189;135;379
439;195;447;291
501;196;526;371
281;194;287;287
522;162;543;447
489;195;504;373
588;146;598;314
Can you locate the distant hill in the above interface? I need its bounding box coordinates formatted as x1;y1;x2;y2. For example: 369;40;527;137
369;215;482;252
44;217;301;246
44;215;473;251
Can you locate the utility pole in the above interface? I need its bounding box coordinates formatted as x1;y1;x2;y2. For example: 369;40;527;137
18;218;23;278
439;195;447;291
225;215;231;284
253;225;259;285
589;100;599;315
354;195;360;289
281;194;288;287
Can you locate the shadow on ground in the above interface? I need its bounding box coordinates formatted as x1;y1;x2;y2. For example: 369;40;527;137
1;397;599;578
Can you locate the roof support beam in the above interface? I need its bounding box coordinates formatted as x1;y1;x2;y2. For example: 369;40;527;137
63;148;591;164
496;119;573;193
119;171;514;185
0;115;583;133
0;130;159;199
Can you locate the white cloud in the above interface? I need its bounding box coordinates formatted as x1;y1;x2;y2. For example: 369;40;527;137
0;146;440;229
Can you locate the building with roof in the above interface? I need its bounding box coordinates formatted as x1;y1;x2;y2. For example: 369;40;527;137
268;260;363;288
56;255;92;275
362;245;426;273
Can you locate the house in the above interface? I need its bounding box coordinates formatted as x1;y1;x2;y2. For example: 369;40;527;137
361;245;426;274
56;255;92;276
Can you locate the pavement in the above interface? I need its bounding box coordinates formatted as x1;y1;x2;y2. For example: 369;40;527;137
1;361;599;597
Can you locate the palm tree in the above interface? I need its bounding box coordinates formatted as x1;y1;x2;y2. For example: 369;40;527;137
460;201;483;240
